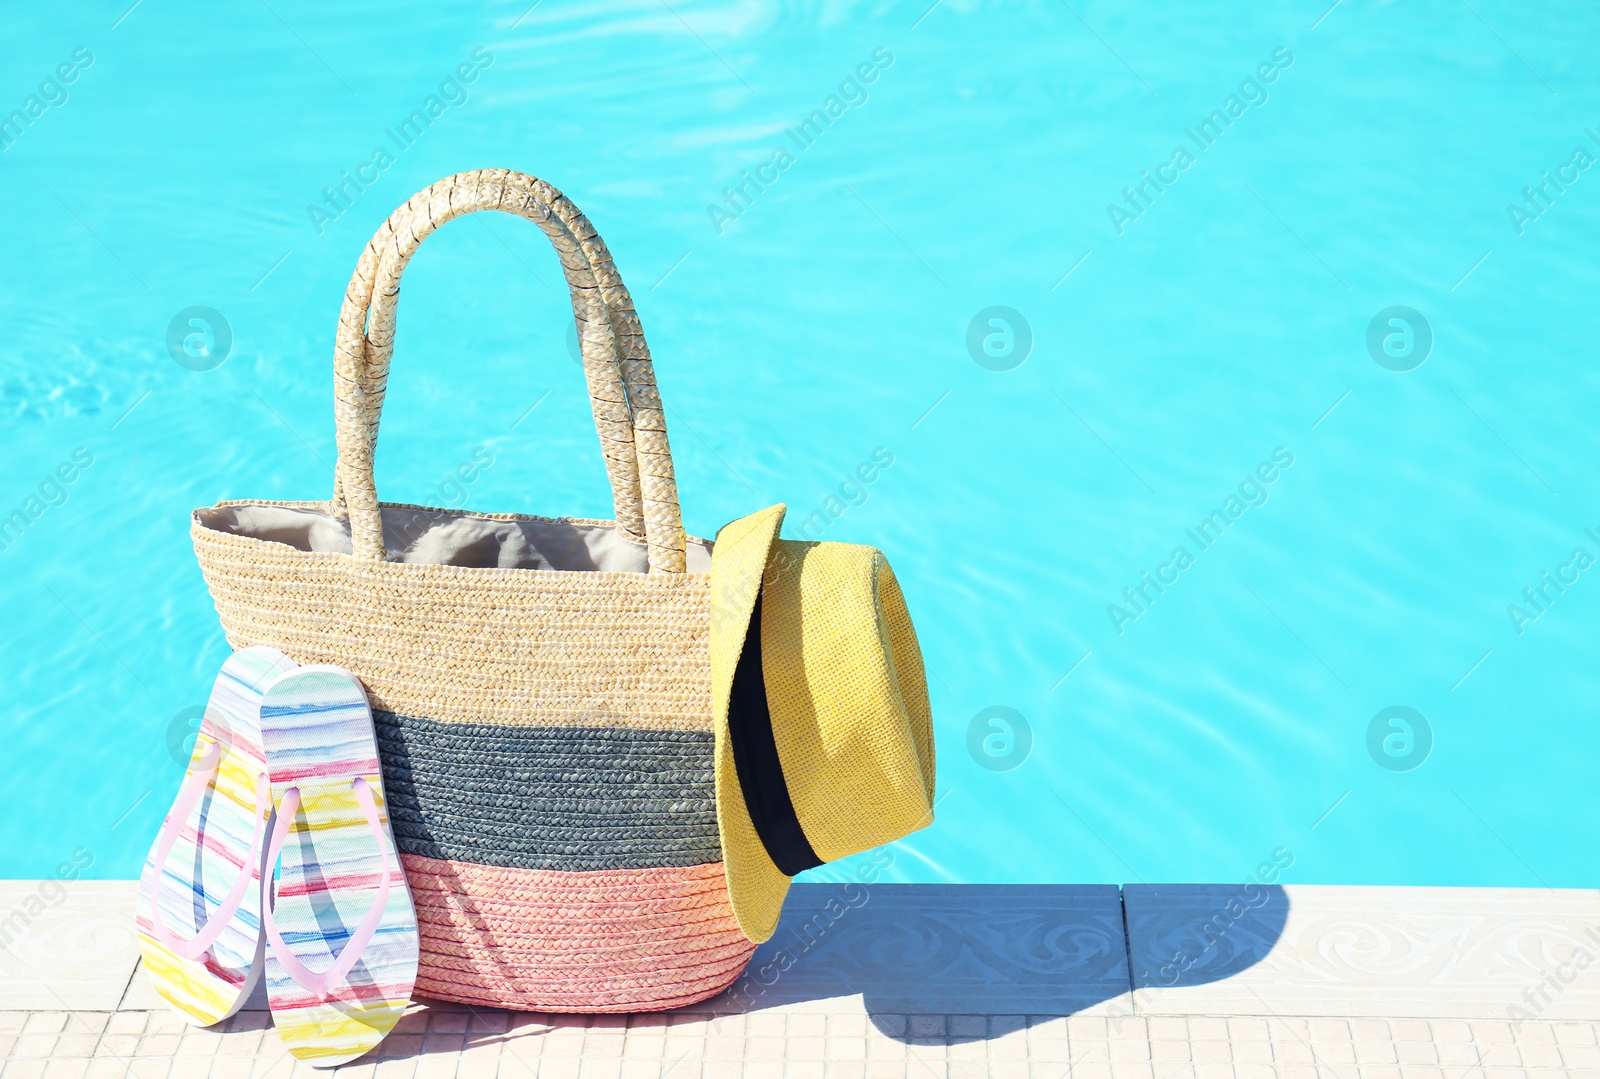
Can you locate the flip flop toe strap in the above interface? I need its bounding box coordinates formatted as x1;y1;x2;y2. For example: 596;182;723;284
262;776;394;999
148;742;269;961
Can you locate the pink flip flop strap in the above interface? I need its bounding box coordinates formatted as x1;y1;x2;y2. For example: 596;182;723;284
147;742;268;961
261;776;393;999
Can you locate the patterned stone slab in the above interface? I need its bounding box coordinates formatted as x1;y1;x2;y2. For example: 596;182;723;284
0;881;139;1010
1124;883;1290;991
709;883;1131;1022
1126;884;1600;1019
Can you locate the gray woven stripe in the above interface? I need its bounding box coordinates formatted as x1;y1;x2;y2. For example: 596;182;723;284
374;711;722;871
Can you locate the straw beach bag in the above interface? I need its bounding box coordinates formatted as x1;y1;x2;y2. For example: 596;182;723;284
191;170;758;1011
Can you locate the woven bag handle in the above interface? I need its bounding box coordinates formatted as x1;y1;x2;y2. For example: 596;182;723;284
330;171;653;541
330;173;645;539
331;169;687;573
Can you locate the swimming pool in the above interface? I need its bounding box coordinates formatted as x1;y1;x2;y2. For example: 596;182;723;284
3;0;1597;890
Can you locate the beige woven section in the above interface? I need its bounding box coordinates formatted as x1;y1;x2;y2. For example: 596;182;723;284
191;511;713;731
331;168;687;573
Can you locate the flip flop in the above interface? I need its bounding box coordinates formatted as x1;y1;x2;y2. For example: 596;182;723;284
258;665;418;1068
135;645;300;1027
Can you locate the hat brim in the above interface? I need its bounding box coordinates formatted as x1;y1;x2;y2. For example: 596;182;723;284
708;504;791;944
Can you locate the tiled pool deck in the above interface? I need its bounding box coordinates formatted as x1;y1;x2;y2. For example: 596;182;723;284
3;882;1597;1077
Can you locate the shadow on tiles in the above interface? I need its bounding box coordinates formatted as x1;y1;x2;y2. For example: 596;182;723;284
706;883;1289;1043
1121;883;1291;991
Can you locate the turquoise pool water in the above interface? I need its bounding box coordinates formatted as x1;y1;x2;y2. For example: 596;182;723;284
3;1;1597;889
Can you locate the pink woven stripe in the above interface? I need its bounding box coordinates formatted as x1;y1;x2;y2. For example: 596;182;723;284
402;855;756;1013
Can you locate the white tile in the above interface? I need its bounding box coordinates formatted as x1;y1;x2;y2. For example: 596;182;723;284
1128;885;1600;1019
0;883;139;1011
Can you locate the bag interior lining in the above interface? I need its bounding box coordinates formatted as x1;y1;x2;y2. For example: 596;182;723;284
195;502;713;574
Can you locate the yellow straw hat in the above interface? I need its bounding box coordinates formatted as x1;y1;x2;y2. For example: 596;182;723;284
708;504;936;943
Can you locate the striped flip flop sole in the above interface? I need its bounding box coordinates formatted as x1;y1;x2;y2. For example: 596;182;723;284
260;666;418;1067
135;645;300;1027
